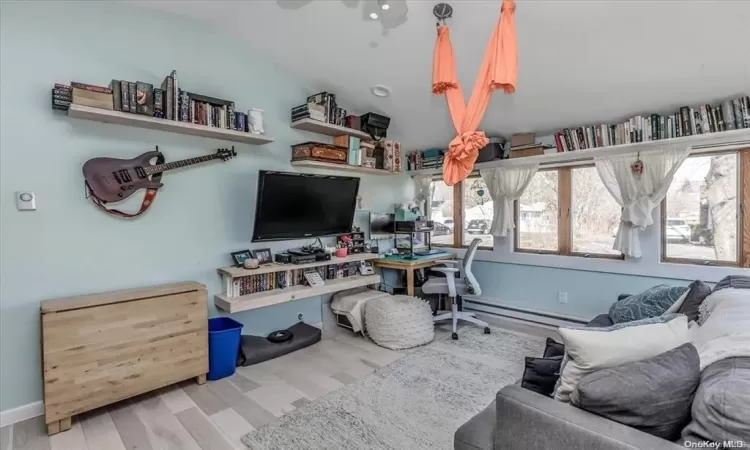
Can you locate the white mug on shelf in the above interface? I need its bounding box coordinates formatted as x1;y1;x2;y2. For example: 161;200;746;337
248;108;264;134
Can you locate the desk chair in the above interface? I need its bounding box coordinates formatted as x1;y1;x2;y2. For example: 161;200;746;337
421;238;489;340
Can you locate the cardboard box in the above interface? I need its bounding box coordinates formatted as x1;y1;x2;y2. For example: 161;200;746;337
510;146;545;158
510;133;535;147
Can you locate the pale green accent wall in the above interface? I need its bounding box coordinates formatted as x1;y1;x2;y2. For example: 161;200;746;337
0;2;413;410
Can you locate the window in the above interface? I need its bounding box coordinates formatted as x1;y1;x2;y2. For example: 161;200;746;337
662;151;748;267
514;167;623;259
462;176;494;248
428;178;455;246
571;167;621;256
516;170;559;252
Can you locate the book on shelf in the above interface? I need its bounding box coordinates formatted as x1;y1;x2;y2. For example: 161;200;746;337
552;95;750;153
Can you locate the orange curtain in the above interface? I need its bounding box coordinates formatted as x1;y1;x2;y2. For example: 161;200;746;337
432;0;517;186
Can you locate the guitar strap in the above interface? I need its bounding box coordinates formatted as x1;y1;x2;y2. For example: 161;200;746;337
87;152;165;218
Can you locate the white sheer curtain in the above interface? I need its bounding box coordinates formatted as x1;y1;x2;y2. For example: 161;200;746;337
412;174;432;214
594;147;689;258
480;164;539;237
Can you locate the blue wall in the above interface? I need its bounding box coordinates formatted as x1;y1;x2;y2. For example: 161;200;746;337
0;2;412;410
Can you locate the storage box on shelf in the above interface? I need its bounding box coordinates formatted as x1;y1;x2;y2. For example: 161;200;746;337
215;253;381;313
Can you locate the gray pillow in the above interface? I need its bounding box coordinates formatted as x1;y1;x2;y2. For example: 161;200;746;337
572;343;699;441
713;275;750;292
676;280;712;322
679;357;750;446
609;284;688;324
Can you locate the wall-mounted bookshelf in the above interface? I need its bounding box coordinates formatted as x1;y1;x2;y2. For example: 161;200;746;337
290;160;397;176
407;128;750;175
290;118;370;140
68;104;275;146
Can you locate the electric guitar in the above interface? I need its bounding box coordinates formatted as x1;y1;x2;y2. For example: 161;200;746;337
83;147;236;203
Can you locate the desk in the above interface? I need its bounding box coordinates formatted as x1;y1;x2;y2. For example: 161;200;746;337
373;252;456;296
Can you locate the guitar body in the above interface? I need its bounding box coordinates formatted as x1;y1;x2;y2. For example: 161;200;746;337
83;151;164;203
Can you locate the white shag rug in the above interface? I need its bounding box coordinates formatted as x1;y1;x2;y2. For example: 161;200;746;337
242;326;544;450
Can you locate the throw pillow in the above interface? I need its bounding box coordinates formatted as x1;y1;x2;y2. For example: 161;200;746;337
521;355;563;397
609;285;689;324
572;343;700;441
554;314;690;403
713;275;750;292
679;357;750;445
543;337;565;357
675;280;712;322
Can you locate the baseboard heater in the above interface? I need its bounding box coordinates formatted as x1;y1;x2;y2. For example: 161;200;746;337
462;297;590;328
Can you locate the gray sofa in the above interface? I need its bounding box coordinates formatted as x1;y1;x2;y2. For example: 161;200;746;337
455;306;749;450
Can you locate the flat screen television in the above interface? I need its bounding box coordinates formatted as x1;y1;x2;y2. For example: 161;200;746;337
252;171;360;242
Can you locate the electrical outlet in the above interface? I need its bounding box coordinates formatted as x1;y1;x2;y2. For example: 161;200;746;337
298;313;304;321
557;292;568;304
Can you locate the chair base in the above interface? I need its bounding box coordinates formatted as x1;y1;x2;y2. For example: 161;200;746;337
434;303;489;337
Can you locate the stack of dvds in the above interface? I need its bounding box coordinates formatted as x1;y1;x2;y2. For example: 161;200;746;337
406;148;445;171
291;103;326;122
51;84;71;111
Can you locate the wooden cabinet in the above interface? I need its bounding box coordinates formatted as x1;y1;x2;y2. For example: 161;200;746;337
40;281;208;435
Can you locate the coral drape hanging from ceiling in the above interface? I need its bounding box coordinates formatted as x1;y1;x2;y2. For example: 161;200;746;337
432;0;518;186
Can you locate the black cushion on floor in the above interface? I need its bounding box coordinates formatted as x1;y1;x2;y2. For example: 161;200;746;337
543;337;565;357
237;321;321;367
521;355;564;397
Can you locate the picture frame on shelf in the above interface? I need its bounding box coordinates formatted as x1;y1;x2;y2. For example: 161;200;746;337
253;248;273;265
231;250;253;267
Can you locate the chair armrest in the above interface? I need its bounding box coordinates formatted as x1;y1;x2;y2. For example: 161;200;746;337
431;268;458;274
431;268;458;297
495;385;681;450
435;260;458;265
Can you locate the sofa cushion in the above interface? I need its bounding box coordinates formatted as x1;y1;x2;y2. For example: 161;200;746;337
554;314;690;403
454;400;495;450
609;285;688;324
522;355;563;397
680;357;750;445
675;280;712;322
543;337;565;357
572;343;700;441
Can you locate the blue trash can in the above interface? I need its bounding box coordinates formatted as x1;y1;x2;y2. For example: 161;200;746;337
207;317;244;381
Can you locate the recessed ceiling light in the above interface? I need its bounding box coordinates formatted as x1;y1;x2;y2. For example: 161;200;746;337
379;1;390;10
369;12;379;19
371;85;391;97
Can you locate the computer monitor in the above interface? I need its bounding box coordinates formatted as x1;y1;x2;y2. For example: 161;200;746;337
369;212;395;239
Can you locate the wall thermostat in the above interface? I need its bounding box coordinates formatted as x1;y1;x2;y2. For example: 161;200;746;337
16;191;36;211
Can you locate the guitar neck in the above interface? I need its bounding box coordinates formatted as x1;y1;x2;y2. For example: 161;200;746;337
145;154;218;175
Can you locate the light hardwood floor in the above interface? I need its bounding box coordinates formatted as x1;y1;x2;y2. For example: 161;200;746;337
1;315;551;450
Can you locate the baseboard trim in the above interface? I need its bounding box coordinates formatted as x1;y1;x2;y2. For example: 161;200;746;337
0;401;43;427
463;297;590;328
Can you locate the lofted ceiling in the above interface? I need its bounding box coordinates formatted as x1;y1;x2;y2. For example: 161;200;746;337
136;0;750;149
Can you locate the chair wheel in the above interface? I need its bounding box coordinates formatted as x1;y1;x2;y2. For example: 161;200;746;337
451;332;459;340
484;327;491;334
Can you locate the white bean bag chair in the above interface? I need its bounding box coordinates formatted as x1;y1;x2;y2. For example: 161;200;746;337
365;295;434;350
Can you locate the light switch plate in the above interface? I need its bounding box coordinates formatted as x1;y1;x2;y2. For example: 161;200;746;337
16;191;36;211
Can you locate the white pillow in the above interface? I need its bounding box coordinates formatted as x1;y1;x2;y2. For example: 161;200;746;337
554;314;690;403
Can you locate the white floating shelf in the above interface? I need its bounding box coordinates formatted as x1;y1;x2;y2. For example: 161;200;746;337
290;118;370;139
215;274;381;313
407;128;750;175
217;253;379;278
290;160;398;176
68;104;275;146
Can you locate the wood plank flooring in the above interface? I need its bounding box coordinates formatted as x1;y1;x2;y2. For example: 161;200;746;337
1;316;549;450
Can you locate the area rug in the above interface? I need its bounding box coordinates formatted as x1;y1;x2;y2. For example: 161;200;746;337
242;326;545;450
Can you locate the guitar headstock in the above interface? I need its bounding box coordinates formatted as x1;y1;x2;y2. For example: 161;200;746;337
216;147;237;161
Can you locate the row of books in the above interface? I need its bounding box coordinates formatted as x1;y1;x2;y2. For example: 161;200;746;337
406;148;445;171
52;69;261;133
553;95;750;152
230;263;361;296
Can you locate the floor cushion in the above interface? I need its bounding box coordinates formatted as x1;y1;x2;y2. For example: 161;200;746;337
365;295;434;350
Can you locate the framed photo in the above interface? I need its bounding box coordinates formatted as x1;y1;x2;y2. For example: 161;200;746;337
231;250;253;267
253;248;273;265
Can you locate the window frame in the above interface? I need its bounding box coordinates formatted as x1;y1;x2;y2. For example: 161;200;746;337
428;174;493;250
514;165;625;260
660;149;749;268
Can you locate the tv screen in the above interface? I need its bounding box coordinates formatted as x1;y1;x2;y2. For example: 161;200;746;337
252;171;360;242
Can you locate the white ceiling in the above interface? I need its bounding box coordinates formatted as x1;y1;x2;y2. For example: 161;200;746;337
138;0;750;149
